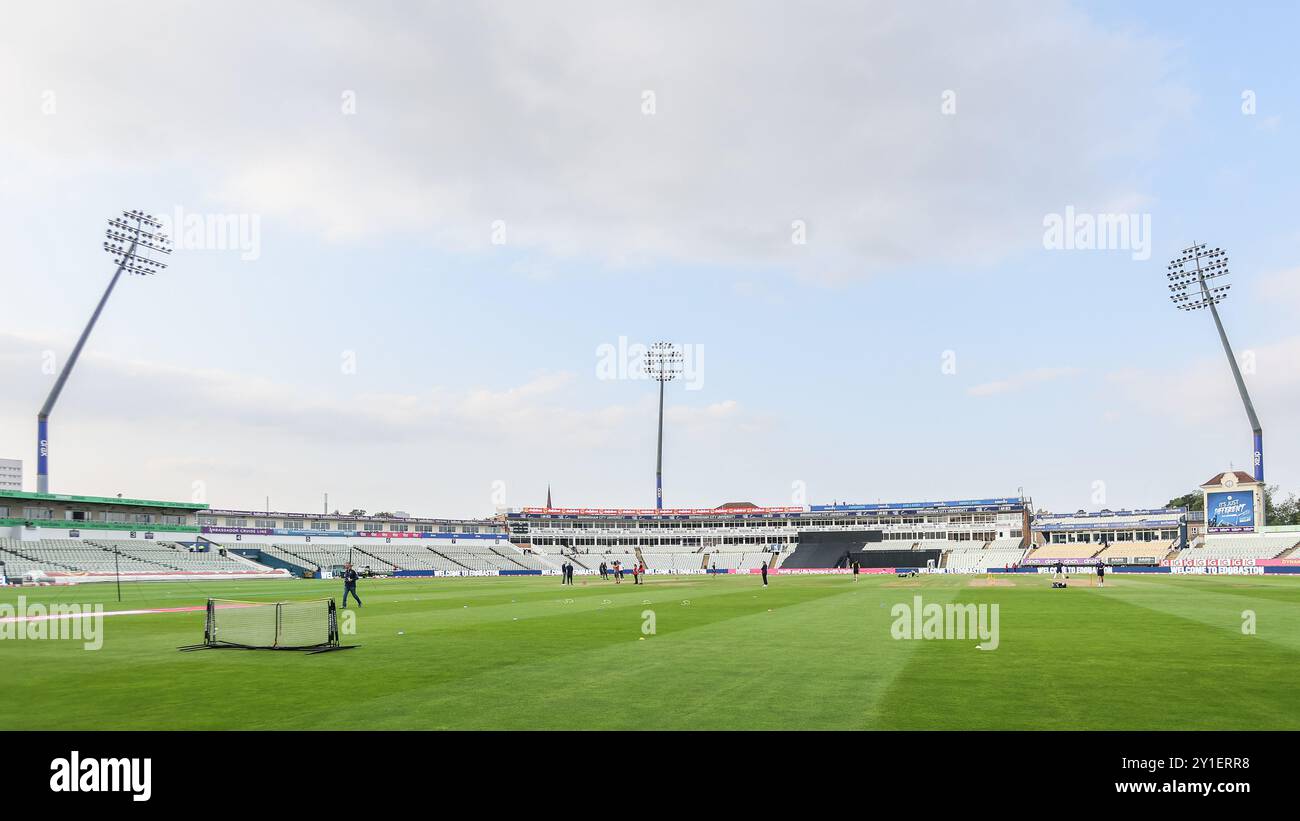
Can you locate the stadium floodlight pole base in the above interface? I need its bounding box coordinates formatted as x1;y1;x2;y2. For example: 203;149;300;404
178;598;357;653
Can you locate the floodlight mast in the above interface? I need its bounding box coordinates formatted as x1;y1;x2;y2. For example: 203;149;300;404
36;211;171;493
1166;242;1263;481
644;342;683;510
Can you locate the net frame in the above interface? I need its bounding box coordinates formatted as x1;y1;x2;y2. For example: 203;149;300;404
182;598;349;652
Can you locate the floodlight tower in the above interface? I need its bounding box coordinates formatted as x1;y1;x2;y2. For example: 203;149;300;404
36;211;172;493
644;341;682;509
1166;242;1263;481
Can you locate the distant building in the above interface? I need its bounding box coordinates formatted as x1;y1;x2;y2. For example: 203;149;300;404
0;488;206;538
1033;507;1186;546
505;496;1030;572
0;459;21;492
196;507;501;540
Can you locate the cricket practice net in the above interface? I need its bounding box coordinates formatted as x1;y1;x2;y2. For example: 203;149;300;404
182;598;348;652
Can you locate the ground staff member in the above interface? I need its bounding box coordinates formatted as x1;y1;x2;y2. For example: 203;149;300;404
342;562;362;607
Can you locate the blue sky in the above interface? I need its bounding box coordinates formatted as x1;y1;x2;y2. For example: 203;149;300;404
1;1;1297;517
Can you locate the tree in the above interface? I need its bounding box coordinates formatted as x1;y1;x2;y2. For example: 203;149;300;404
1263;484;1279;525
1166;492;1203;512
1265;486;1300;526
1281;495;1300;526
348;508;366;517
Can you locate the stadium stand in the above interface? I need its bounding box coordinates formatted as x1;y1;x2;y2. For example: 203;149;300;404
434;543;521;572
1093;540;1177;563
216;541;556;575
704;552;741;569
507;498;1029;568
26;492;1282;583
0;541;77;576
247;543;317;575
2;539;173;573
90;540;256;573
1031;509;1185;562
912;539;952;552
275;544;397;573
635;542;702;554
639;552;677;571
1181;533;1300;562
1026;543;1101;560
0;538;277;578
585;548;640;564
736;552;772;570
349;544;463;573
495;547;556;572
942;541;1027;571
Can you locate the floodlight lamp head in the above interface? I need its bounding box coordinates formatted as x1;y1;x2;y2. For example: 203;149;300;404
644;341;683;383
1166;242;1230;312
104;209;172;275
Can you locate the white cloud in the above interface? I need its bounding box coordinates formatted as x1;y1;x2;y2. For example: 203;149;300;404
967;367;1081;397
1109;336;1300;429
0;331;761;512
0;0;1186;279
1106;335;1300;491
1256;267;1300;309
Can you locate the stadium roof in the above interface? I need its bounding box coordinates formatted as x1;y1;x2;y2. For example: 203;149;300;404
1034;507;1185;520
0;489;208;510
810;497;1024;512
206;507;495;523
1200;471;1258;488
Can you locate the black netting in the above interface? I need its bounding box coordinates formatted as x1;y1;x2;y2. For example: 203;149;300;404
207;599;333;648
208;600;278;647
277;600;331;648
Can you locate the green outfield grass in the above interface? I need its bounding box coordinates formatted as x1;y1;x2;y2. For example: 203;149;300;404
1;572;1298;730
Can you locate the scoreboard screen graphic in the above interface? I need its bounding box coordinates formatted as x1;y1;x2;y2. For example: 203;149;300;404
1206;491;1255;533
